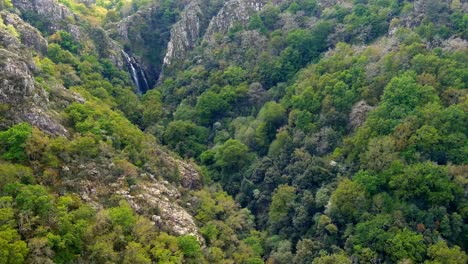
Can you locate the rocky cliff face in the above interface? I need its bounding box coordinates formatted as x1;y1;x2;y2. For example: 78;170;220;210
11;0;124;68
1;11;48;54
73;153;203;240
116;180;201;240
0;49;36;105
108;5;164;87
162;0;204;67
0;14;68;135
12;0;75;32
203;0;265;43
159;0;271;80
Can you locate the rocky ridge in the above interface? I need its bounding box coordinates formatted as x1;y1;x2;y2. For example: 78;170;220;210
160;0;273;80
12;0;75;32
12;0;124;67
0;13;68;135
203;0;265;43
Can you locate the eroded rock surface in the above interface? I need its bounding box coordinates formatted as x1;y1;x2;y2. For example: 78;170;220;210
1;11;48;54
204;0;265;43
117;181;201;240
12;0;75;32
163;0;204;66
349;100;374;131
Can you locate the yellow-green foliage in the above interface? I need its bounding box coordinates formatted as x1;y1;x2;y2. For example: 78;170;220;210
65;96;146;152
57;0;107;25
0;16;19;39
0;0;13;10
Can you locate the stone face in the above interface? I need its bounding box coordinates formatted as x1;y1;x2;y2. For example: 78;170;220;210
12;0;75;32
442;38;468;52
0;49;35;103
116;181;202;240
0;24;22;52
159;0;271;81
20;107;69;135
112;7;158;43
11;0;124;68
1;11;48;54
349;100;374;131
162;0;204;66
0;17;68;136
204;0;265;43
171;156;202;189
0;48;68;135
76;156;203;240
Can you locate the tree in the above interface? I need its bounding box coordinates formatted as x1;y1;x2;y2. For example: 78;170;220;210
0;123;32;162
248;14;266;33
385;228;426;263
47;44;77;65
269;240;293;264
294;239;322;264
350;214;393;255
360;136;399;172
426;241;467;264
123;242;151;264
108;201;136;233
366;73;436;135
388;162;458;208
268;185;296;225
195;91;229;125
256;102;287;152
142;89;163;127
151;233;183;264
212;139;254;194
222;66;247;86
14;185;53;220
163;121;208;158
0;196;28;264
177;235;203;263
50;30;80;53
260;5;280;30
0;163;33;191
328;179;369;223
214;139;252;174
0;229;29;264
0;0;12;10
312;253;351;264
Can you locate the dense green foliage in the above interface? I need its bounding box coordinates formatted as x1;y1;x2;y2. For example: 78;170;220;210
1;0;467;263
146;0;467;263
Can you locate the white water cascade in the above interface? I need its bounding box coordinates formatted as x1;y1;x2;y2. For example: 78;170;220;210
122;50;149;94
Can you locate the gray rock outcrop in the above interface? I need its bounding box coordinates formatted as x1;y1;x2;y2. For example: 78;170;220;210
203;0;265;43
12;0;75;32
162;0;204;66
0;15;68;135
1;11;48;54
349;100;374;131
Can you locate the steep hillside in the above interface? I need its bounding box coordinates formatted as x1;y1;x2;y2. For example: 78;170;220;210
0;0;263;263
0;0;467;263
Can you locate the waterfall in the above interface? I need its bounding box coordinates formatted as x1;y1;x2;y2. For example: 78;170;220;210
139;67;149;93
122;50;149;94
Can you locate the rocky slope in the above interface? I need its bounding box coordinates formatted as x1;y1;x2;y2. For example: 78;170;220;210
12;0;124;66
160;0;271;78
1;0;205;240
0;12;67;135
162;0;204;67
203;0;265;43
